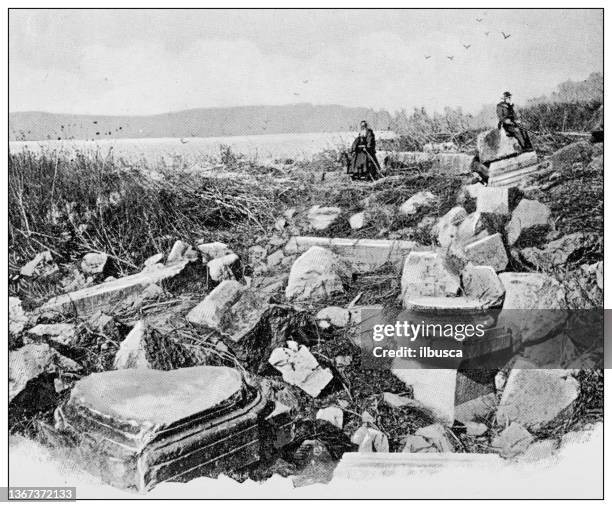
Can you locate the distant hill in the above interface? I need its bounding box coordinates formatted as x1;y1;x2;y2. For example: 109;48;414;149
9;104;393;141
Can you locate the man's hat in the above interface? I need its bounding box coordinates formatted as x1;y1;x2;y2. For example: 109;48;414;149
503;91;512;98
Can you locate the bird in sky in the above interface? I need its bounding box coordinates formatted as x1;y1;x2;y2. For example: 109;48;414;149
502;31;512;39
424;55;432;59
447;56;454;61
293;92;300;96
484;31;490;36
476;17;483;22
463;44;471;49
303;80;309;84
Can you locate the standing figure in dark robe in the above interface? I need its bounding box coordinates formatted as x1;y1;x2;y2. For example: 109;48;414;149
496;91;533;151
349;121;381;180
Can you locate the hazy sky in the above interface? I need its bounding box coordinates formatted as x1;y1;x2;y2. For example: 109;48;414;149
9;9;603;115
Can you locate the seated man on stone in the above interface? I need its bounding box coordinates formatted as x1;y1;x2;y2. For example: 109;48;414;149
496;91;533;151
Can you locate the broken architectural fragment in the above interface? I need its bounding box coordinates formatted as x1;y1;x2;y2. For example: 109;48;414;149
461;264;505;308
498;272;566;344
400;251;460;305
81;252;108;274
42;260;191;317
285;246;351;302
113;320;208;370
496;360;579;430
399;191;437;216
9;343;80;402
506;199;551;246
54;366;269;492
463;233;508;272
268;341;333;397
307;205;341;231
186;280;246;328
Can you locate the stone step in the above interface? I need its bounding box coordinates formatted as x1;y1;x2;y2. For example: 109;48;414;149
489;151;538;174
285;236;424;273
489;164;542;188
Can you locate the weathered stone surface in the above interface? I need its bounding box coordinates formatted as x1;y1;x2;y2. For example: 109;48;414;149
186;280;246;328
383;392;413;408
433;206;468;248
113;320;208;370
477;128;521;164
415;423;453;452
497;360;579;429
9;297;28;338
400;251;460;305
42;260;190;317
207;253;240;281
307;205;341;231
316;407;343;429
351;426;389;452
455;393;497;424
292;440;335;487
434;153;476;175
266;250;285;268
198;241;233;261
144;253;164;266
120;283;164;311
462;264;505;307
9;343;80;402
81;252;108;274
498;272;566;344
403;295;486;312
166;240;191;264
465;421;488;436
464;233;508;272
521;439;557;462
316;306;351;328
399;191;437;216
491;422;534;458
20;250;58;278
488;152;540;188
285;246;351;302
27;323;77;347
522;334;577;367
268;341;333;397
506;199;551;246
392;365;457;424
551;141;594;175
402;435;435;453
476;187;509;215
349;212;366;230
464;183;484;199
285;236;422;274
520;232;600;270
56;366;265;492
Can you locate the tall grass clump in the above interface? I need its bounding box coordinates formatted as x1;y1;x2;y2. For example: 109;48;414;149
9;149;280;273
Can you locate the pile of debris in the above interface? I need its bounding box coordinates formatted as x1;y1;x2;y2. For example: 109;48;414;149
8;138;603;493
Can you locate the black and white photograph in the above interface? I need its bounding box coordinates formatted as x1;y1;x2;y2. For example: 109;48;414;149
4;5;606;501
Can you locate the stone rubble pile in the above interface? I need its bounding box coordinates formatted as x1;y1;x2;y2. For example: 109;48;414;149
8;136;602;491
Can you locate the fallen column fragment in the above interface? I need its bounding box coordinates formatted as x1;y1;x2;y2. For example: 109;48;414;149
285;236;423;274
41;260;191;317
